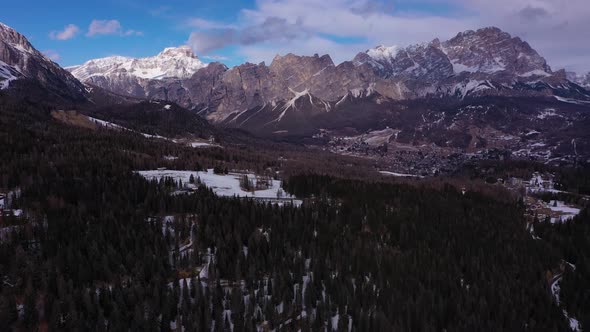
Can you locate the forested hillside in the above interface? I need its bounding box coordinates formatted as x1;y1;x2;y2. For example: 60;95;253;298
0;93;585;331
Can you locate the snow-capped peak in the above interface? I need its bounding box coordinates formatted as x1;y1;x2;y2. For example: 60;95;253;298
567;71;590;88
69;45;207;81
158;45;196;58
366;45;402;63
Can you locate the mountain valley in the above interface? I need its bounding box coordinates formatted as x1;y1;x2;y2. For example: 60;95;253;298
1;16;590;332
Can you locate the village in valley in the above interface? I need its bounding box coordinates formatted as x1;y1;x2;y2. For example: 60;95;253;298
496;172;587;236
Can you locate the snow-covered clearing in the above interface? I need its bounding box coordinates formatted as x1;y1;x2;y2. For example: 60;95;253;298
188;141;217;148
547;201;581;223
363;128;395;146
85;115;168;140
86;115;221;149
87;116;126;130
136;169;302;205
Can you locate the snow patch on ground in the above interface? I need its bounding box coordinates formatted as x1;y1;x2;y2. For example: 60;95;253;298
0;60;19;89
537;109;561;120
87;116;126;130
331;314;339;331
363;128;394;146
379;171;423;178
451;61;479;74
189;141;215;148
555;96;590;105
87;115;168;140
551;276;582;332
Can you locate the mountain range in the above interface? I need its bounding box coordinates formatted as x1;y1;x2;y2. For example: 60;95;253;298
1;21;590;172
63;26;588;124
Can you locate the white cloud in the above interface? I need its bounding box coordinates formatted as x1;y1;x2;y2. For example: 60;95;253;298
42;50;60;62
86;19;143;37
87;19;121;36
187;0;474;63
187;16;311;55
49;24;80;40
202;55;230;61
186;0;590;72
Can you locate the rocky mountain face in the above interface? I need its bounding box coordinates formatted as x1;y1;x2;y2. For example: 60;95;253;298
73;51;405;121
353;27;552;81
352;27;570;100
1;21;588;169
220;88;336;134
353;42;455;81
68;27;587;126
0;22;86;101
199;54;397;122
441;27;552;77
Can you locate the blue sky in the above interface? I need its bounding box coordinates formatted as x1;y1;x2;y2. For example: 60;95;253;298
1;0;589;72
0;0;256;66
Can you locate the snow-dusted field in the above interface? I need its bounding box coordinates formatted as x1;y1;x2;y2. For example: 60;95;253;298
187;141;219;148
87;115;168;140
136;169;301;205
379;170;423;178
363;128;395;147
547;200;581;223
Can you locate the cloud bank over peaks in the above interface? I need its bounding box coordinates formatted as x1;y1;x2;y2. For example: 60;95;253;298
183;0;590;72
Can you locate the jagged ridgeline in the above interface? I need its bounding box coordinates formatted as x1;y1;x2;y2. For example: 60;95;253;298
66;26;588;125
2;22;590;166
